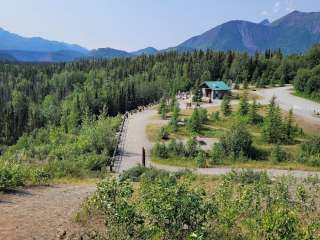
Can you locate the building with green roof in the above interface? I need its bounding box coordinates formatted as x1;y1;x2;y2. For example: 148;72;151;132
201;81;231;101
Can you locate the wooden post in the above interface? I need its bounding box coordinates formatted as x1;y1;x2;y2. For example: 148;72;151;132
142;147;146;167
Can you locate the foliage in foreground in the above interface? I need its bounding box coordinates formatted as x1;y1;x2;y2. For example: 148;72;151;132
0;116;120;190
85;167;320;240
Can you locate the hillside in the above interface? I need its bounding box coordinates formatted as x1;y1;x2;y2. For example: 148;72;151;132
0;27;88;53
177;11;320;54
88;47;132;59
131;47;158;56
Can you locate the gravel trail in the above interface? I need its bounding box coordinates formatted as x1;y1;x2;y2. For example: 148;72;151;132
256;85;320;123
119;103;320;179
0;184;95;240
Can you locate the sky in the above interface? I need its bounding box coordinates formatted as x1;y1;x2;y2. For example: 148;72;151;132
0;0;320;51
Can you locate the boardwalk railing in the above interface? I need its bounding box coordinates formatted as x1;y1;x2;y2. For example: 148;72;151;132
109;113;128;172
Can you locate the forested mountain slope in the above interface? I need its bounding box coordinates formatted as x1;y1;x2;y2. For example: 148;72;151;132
178;11;320;54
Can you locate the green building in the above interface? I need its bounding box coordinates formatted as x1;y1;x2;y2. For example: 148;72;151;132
201;81;231;101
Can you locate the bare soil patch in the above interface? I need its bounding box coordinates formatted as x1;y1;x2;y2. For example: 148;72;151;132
0;184;95;240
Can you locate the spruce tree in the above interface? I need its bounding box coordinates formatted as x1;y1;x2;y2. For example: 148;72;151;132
170;103;180;132
262;97;285;143
188;108;201;133
221;95;232;116
158;98;168;120
248;99;260;124
238;93;249;116
285;108;295;143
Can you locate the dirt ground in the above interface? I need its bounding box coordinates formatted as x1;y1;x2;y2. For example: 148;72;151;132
0;184;96;240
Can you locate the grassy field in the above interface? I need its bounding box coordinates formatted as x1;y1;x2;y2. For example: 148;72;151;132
153;157;320;171
149;100;320;171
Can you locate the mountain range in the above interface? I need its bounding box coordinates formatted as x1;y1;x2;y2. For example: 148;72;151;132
1;10;320;62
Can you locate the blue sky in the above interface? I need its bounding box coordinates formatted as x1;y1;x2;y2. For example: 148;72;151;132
0;0;319;51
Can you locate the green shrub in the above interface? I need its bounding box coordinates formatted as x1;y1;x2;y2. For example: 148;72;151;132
158;126;169;140
184;138;199;158
248;99;262;124
210;111;220;122
269;144;288;163
224;169;271;184
195;151;206;168
198;108;208;123
299;136;320;166
31;168;51;185
188;108;202;133
238;93;249;116
261;206;299;240
221;95;232;116
210;143;224;164
220;123;253;159
152;142;169;159
119;165;148;182
0;163;25;190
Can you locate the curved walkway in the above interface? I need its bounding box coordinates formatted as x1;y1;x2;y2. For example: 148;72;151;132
119;106;320;178
256;86;320;123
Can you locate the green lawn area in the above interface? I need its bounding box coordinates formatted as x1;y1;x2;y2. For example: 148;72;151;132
153;156;320;171
293;91;320;104
149;102;319;171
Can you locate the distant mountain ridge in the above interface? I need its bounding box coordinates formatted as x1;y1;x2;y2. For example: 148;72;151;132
177;10;320;54
0;27;88;54
1;10;320;62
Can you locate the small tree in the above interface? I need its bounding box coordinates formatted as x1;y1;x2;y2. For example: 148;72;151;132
220;123;253;159
158;126;169;140
284;108;295;144
210;111;220;122
188;108;202;133
158;97;168;119
269;144;287;163
221;95;232;116
238;93;249;116
248;99;261;124
262;97;286;144
169;103;180;132
198;108;208;124
185;137;198;157
169;96;178;112
195;151;206;168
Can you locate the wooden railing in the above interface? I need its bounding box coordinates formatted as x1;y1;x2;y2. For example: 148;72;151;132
109;113;128;172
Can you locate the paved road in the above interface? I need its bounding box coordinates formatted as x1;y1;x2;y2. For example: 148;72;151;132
119;104;320;178
256;86;320;123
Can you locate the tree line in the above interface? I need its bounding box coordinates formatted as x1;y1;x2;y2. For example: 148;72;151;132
0;45;319;146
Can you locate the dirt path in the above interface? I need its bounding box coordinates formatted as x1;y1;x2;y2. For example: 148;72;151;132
0;184;95;240
119;104;320;179
256;85;320;123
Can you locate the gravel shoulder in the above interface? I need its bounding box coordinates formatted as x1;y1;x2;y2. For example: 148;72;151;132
0;184;95;240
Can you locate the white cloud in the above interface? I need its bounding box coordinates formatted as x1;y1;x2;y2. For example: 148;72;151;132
262;0;296;18
284;0;295;12
273;1;281;13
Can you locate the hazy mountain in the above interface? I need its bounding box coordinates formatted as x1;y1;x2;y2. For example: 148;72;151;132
131;47;158;56
0;50;86;63
1;11;320;62
0;52;16;62
88;48;132;59
177;11;320;54
259;19;271;26
0;27;88;54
